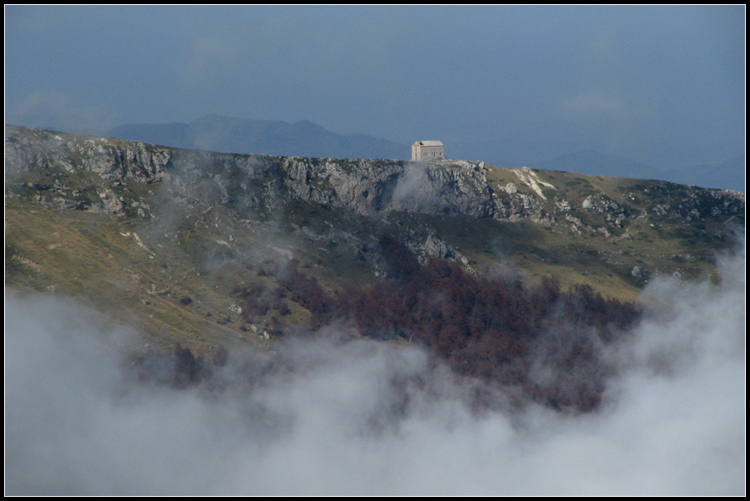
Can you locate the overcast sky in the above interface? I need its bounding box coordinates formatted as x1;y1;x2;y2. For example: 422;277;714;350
5;5;746;164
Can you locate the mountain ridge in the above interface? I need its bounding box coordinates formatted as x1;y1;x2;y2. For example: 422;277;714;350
107;114;408;161
105;114;745;192
5;124;745;355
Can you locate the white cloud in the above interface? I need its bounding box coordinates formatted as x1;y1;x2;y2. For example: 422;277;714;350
5;239;745;495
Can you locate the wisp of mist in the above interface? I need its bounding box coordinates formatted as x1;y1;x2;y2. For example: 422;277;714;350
5;239;745;495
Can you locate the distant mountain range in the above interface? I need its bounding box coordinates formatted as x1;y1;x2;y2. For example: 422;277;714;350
660;156;745;192
528;149;656;182
455;144;744;193
106;114;408;161
105;115;744;192
527;150;744;192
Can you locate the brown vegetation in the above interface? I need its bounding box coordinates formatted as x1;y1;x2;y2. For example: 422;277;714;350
279;235;641;412
131;235;641;413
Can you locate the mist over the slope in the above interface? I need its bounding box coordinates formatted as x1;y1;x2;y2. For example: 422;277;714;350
5;240;745;495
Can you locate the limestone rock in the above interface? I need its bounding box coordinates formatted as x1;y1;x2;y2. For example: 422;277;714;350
5;125;744;233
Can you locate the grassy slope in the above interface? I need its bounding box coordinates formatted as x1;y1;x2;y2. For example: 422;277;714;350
5;149;740;355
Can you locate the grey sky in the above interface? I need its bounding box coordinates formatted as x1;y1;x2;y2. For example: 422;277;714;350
5;5;745;166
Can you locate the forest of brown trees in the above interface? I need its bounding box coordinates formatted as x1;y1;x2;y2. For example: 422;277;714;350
134;235;641;413
278;235;640;412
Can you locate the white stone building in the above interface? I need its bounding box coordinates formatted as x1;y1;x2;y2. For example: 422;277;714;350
411;140;444;161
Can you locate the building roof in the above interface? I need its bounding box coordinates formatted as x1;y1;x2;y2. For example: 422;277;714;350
415;140;443;146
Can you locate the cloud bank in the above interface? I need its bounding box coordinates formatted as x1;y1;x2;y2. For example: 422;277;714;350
5;241;745;495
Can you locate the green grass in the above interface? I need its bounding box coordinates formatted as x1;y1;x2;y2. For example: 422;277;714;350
6;137;741;356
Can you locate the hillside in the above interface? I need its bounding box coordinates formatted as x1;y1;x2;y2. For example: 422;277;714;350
6;125;744;356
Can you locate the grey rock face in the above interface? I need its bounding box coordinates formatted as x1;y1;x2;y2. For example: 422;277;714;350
5;126;172;184
6;125;551;223
5;125;744;230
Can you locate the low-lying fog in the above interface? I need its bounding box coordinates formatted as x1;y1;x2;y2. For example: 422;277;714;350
5;240;745;495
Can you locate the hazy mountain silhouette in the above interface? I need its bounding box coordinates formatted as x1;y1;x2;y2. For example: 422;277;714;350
107;114;408;160
528;150;744;192
106;116;743;192
660;155;745;192
529;149;657;181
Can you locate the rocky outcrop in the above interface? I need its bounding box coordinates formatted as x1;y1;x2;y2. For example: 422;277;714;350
5;125;172;184
5;125;744;231
278;157;501;218
5;125;553;223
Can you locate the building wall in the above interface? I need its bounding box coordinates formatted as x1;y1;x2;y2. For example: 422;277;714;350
412;143;444;161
